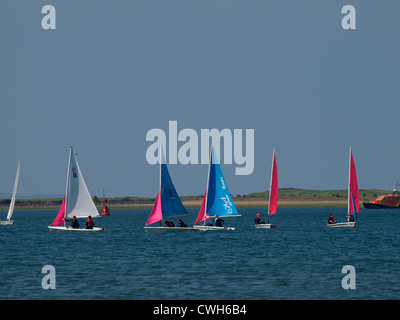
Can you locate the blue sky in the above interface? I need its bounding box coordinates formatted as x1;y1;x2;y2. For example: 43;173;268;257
1;1;399;198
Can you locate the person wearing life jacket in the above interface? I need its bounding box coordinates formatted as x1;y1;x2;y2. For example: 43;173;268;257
178;219;187;227
71;216;80;229
346;213;355;222
328;213;336;224
86;216;95;229
164;220;174;227
215;215;224;227
254;213;265;224
204;217;213;226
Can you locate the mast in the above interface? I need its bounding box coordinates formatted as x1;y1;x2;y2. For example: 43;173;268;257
348;147;351;215
203;144;213;224
159;144;162;191
7;161;20;221
195;144;213;225
267;149;275;224
159;144;163;224
64;147;73;227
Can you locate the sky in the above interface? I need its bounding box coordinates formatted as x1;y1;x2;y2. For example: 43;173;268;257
1;1;399;198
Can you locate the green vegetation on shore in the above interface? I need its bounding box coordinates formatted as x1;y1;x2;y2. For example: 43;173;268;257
0;188;390;210
246;188;389;201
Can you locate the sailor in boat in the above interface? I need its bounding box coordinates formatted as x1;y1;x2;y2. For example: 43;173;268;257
346;213;355;222
164;220;175;227
178;219;187;227
85;216;95;229
254;213;265;225
215;215;224;227
327;213;336;224
71;216;79;229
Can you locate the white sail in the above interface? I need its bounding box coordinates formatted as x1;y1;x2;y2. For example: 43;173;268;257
65;147;99;219
7;161;20;221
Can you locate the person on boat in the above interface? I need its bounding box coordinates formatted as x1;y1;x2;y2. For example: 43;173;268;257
86;216;95;229
254;213;265;224
346;213;355;222
71;216;79;229
164;220;174;227
178;219;187;227
215;214;224;227
327;213;336;224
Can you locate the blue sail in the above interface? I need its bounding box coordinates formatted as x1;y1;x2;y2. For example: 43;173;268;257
206;148;239;217
160;163;188;218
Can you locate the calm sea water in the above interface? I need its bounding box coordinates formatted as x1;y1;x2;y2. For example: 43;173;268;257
0;207;399;300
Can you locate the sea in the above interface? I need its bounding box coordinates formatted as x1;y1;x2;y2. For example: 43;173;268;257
0;207;399;300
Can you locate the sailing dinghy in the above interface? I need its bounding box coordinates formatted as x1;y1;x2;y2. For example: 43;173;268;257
144;145;196;231
48;147;104;231
255;149;278;229
0;161;20;225
193;146;239;231
327;147;359;228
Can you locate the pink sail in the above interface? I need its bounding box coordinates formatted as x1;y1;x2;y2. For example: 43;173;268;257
348;149;359;214
268;150;279;215
145;189;163;225
51;198;65;226
195;192;208;224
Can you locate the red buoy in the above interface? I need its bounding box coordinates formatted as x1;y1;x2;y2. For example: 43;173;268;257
101;199;110;216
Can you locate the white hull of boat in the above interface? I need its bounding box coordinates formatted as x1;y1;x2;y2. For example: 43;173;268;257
48;226;105;232
254;224;275;229
0;220;14;225
144;226;198;231
327;222;356;228
193;225;235;231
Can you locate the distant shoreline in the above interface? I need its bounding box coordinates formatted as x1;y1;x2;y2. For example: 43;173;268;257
1;199;349;210
0;187;388;210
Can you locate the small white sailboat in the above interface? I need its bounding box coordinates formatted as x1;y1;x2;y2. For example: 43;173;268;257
0;161;20;226
255;149;278;229
327;147;359;228
48;147;104;231
193;146;240;231
144;145;196;231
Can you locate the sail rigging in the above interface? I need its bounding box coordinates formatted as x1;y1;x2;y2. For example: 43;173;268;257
195;146;239;225
6;161;20;221
65;147;99;220
348;147;359;219
48;147;104;231
145;144;188;226
268;149;278;216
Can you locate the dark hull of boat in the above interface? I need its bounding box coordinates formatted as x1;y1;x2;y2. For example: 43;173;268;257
363;202;400;209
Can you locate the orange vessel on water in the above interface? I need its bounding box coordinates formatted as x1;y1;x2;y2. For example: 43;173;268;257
363;189;400;209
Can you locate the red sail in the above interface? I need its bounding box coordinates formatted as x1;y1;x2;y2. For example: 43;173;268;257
195;191;208;224
348;149;359;214
51;198;65;226
145;189;162;225
268;150;279;215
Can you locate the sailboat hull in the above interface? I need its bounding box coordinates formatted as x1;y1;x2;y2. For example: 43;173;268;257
144;226;198;231
254;224;275;229
327;222;356;228
48;226;105;232
0;220;14;225
192;225;235;231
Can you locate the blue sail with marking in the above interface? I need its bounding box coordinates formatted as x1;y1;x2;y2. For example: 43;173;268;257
206;148;239;217
160;160;188;218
